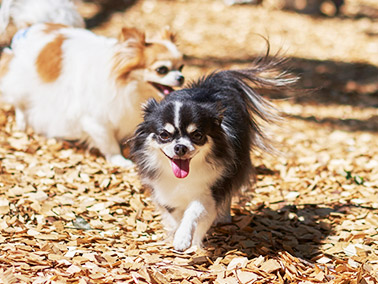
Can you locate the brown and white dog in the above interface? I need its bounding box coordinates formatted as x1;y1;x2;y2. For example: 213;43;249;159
0;23;184;167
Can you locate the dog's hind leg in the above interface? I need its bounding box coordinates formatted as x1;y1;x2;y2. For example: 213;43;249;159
107;154;133;168
81;116;133;168
15;107;27;131
214;196;232;225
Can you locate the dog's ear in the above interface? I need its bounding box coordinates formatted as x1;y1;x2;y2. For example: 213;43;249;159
119;27;146;44
160;26;176;42
142;99;159;116
113;27;147;84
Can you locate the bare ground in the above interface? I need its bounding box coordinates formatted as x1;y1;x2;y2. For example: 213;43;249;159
0;0;377;283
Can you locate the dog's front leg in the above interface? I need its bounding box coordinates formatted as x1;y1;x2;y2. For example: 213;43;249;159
173;198;217;251
81;117;133;168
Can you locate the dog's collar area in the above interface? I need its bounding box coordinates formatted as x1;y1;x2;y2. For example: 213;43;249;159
12;27;31;44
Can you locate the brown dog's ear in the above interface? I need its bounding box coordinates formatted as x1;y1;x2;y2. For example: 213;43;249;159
160;26;176;42
113;27;147;84
119;27;146;44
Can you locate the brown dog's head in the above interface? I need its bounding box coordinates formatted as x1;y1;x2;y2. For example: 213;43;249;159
113;27;184;97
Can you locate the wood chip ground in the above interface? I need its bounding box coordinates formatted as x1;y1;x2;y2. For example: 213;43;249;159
0;0;377;283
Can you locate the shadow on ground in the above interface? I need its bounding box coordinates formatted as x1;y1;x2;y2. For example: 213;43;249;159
204;202;375;262
83;0;139;29
185;54;378;132
287;114;378;132
185;55;378;106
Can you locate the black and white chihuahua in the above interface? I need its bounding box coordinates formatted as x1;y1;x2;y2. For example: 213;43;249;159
130;55;296;251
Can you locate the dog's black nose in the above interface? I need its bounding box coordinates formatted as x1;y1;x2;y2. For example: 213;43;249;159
176;75;185;85
174;144;188;156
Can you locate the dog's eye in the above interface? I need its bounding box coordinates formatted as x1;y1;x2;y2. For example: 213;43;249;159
156;66;169;75
191;131;204;143
158;130;172;142
178;65;184;72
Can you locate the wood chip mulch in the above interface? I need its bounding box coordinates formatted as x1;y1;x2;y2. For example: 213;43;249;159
0;0;377;283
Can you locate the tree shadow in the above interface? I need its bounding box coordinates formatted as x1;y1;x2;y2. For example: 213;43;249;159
339;3;378;20
83;0;139;29
185;54;378;132
279;0;344;17
286;114;378;132
185;55;378;108
279;0;378;20
288;57;378;107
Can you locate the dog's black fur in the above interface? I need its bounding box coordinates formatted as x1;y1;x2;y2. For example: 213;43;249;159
130;55;296;251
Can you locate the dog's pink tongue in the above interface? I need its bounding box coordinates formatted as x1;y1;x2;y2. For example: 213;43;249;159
162;86;174;96
170;159;190;178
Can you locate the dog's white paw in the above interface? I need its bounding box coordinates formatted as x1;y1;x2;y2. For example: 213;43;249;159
107;154;134;168
173;230;192;251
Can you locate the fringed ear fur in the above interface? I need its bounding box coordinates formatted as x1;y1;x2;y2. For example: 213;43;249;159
113;27;147;84
119;27;146;45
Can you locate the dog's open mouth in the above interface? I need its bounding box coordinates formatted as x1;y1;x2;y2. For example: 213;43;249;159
161;150;192;178
170;158;191;179
150;82;174;96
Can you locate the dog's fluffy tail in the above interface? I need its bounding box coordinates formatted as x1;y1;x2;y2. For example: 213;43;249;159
228;56;297;152
193;54;298;154
0;0;13;34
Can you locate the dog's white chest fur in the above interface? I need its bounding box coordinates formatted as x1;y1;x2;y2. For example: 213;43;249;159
145;140;221;210
143;149;222;251
152;166;216;210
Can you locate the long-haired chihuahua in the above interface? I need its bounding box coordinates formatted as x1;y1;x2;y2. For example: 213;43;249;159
130;55;296;251
0;24;184;167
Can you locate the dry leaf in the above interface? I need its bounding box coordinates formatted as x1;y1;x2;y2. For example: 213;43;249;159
260;259;282;273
